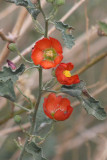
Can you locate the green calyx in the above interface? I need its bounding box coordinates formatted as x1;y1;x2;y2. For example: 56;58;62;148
44;48;57;61
51;112;55;117
55;0;65;6
8;43;18;52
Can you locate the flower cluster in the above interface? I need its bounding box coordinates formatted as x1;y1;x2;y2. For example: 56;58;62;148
31;37;80;121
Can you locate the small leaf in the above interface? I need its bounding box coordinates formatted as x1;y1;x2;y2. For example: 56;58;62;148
26;142;47;160
6;0;40;19
99;21;107;34
0;64;25;83
81;96;107;120
0;79;16;101
55;21;75;48
61;80;85;97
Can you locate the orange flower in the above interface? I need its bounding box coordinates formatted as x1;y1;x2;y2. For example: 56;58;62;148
43;93;73;121
55;63;80;85
31;37;63;69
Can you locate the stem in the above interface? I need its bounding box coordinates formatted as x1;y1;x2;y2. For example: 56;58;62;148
38;0;48;38
24;66;39;72
18;1;49;159
16;85;33;108
45;19;49;38
42;89;59;94
30;66;42;134
17;50;33;64
14;103;31;112
38;0;46;20
18;66;42;160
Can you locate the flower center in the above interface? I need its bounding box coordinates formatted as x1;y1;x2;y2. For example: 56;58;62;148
63;70;71;77
46;50;54;57
44;48;57;61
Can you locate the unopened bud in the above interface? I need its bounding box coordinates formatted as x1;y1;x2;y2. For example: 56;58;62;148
7;60;16;70
14;115;21;124
7;43;17;52
55;0;65;6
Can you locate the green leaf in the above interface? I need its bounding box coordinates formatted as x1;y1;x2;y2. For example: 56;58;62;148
0;64;25;83
26;142;47;160
6;0;40;19
0;64;25;102
61;80;85;97
61;81;107;120
35;97;53;133
99;21;107;34
55;21;75;48
0;79;16;101
81;96;107;120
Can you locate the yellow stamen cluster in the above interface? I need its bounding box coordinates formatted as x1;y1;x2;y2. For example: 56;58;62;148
46;50;54;57
63;70;71;77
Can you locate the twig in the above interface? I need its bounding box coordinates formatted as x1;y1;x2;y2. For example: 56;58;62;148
0;4;18;21
0;29;17;42
0;8;28;67
0;123;30;137
74;52;107;75
84;0;90;62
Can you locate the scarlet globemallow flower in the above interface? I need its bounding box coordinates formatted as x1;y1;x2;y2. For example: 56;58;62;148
55;62;80;85
31;37;63;69
43;93;73;121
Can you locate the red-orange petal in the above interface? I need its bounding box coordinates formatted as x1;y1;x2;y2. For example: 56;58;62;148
54;55;63;65
59;98;71;111
67;75;80;85
66;62;74;70
50;37;63;54
40;60;56;69
46;93;58;113
36;38;51;51
31;47;44;65
54;110;66;121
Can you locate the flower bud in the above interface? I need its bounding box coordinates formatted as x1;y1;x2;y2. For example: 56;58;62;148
7;60;16;70
46;0;55;3
55;0;65;6
7;43;17;52
14;115;21;124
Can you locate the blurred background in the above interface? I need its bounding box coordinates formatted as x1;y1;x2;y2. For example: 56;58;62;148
0;0;107;160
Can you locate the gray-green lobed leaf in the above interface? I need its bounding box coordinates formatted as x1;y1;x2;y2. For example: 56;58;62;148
0;64;25;83
0;64;25;102
6;0;40;19
55;21;75;48
61;80;107;120
61;80;85;97
82;96;107;120
0;79;16;101
26;142;47;160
